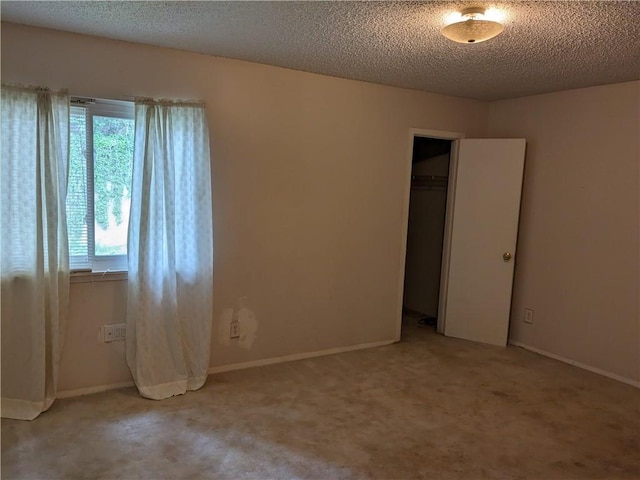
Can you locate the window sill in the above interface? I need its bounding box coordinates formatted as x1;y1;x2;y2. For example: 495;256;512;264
70;270;128;283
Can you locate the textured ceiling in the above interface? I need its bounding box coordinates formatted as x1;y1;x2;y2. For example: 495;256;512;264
2;1;639;101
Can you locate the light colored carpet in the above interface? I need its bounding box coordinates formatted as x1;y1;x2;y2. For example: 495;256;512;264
2;320;639;479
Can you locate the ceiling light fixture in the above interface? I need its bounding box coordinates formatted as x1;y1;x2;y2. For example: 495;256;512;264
441;7;504;44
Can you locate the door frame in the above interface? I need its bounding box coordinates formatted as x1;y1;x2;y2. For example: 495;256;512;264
395;128;465;341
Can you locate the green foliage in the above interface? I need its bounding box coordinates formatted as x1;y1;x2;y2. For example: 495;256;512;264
93;116;134;230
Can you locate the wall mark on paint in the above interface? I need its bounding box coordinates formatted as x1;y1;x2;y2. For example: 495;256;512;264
219;296;258;349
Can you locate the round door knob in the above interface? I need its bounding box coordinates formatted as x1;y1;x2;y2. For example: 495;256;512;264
503;252;513;262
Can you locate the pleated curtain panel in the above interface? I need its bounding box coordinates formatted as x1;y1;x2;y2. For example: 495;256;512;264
126;99;214;400
0;85;70;420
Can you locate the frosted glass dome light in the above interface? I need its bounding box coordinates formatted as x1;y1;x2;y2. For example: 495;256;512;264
441;7;504;44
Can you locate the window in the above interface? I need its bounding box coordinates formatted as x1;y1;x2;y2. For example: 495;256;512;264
67;98;134;272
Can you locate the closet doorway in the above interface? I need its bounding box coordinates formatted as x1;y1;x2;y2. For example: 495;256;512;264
402;135;453;331
398;129;527;347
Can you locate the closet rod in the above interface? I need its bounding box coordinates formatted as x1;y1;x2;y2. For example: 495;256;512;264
411;175;448;181
411;186;447;191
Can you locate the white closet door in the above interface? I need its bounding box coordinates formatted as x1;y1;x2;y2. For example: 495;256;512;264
440;139;526;346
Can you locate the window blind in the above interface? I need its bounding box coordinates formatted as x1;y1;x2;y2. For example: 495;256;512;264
67;105;92;271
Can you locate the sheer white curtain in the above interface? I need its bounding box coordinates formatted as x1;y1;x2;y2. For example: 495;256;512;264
126;100;214;400
0;85;70;420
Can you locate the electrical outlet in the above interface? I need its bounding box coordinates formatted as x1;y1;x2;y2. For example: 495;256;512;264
230;319;240;339
101;324;126;343
524;309;534;325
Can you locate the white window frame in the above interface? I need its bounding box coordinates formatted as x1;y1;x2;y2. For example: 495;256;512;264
69;97;134;273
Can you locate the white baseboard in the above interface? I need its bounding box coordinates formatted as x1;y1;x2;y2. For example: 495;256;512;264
509;340;640;388
208;339;397;375
57;339;397;399
57;380;135;399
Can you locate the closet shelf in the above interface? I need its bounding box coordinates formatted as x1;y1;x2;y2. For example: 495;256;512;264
411;175;448;190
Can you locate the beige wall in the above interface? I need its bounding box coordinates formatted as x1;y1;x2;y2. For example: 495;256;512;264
489;81;640;382
63;280;130;391
1;23;489;392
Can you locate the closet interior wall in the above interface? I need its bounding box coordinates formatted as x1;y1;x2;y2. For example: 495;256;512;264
403;138;451;319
